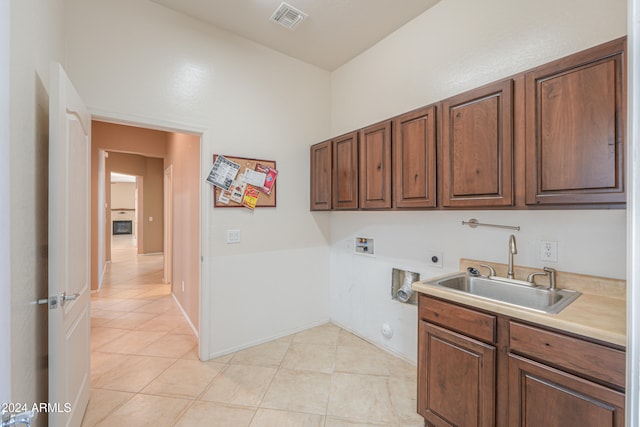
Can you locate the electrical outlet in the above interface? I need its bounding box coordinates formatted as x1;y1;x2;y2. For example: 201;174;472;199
427;250;443;268
540;240;558;262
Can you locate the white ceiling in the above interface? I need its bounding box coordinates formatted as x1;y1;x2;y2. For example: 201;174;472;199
149;0;441;71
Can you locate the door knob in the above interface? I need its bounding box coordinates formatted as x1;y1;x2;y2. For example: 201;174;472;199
36;292;79;309
60;292;79;307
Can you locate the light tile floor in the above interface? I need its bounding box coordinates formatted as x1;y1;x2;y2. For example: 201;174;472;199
83;236;422;427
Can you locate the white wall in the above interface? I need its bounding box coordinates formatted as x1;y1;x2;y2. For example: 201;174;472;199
63;0;628;364
10;0;66;418
65;0;332;357
330;0;628;362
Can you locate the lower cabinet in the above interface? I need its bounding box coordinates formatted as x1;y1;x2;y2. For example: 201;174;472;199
508;354;624;427
417;295;625;427
418;321;496;427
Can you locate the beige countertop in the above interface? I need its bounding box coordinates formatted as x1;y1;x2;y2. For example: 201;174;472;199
412;259;626;348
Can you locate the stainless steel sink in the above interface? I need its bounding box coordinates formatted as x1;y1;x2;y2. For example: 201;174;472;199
422;272;581;314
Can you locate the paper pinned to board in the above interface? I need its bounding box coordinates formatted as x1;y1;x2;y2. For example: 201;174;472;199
243;169;267;187
206;155;240;191
255;163;278;195
242;185;260;210
229;180;247;204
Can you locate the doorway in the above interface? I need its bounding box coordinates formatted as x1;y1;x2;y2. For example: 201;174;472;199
110;172;138;255
91;119;202;343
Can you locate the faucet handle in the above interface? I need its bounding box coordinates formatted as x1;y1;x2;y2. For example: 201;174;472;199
527;271;547;285
479;264;496;277
543;267;557;290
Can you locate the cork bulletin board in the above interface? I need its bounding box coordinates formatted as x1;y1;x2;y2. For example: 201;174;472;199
212;155;277;208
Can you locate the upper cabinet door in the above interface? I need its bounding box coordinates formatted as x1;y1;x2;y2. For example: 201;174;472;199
359;121;392;209
310;140;332;211
525;37;626;205
393;106;437;208
333;131;359;210
442;80;514;207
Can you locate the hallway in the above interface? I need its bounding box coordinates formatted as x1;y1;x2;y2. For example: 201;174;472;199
84;236;198;426
83;236;422;427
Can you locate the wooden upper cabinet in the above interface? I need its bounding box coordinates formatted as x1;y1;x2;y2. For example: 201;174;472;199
442;80;514;207
310;140;332;211
525;37;626;205
393;106;437;208
359;121;392;209
332;131;359;210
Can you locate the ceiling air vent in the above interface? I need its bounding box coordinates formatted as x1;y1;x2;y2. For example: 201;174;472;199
270;2;307;30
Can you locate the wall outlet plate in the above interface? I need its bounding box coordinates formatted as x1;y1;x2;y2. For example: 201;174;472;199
540;240;558;262
427;250;443;268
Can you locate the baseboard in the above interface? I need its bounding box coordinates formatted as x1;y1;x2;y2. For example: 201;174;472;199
205;317;330;361
329;319;417;366
98;262;108;291
170;293;199;338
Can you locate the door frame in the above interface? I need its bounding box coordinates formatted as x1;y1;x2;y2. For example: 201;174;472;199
0;0;10;404
163;165;173;284
627;0;640;423
91;110;209;360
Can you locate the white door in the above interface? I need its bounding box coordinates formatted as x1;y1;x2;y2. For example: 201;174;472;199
0;0;10;405
48;63;91;427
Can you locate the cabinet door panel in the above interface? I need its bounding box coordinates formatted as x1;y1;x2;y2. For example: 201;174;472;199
333;131;358;210
310;140;332;210
442;80;513;207
359;121;392;209
525;37;626;205
418;321;496;427
394;106;437;208
509;354;624;427
538;61;616;191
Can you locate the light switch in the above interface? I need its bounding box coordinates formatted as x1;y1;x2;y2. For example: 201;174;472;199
226;229;241;244
149;216;153;222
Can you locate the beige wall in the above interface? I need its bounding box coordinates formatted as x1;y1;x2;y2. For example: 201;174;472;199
166;132;200;331
91;120;167;289
107;152;164;254
110;182;136;210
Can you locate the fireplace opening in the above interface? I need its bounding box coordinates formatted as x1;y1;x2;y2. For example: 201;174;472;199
113;220;133;235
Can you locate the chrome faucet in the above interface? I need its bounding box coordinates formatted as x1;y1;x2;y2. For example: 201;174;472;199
507;234;517;279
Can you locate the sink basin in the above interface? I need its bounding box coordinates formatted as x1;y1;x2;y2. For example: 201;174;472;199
422;273;581;314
